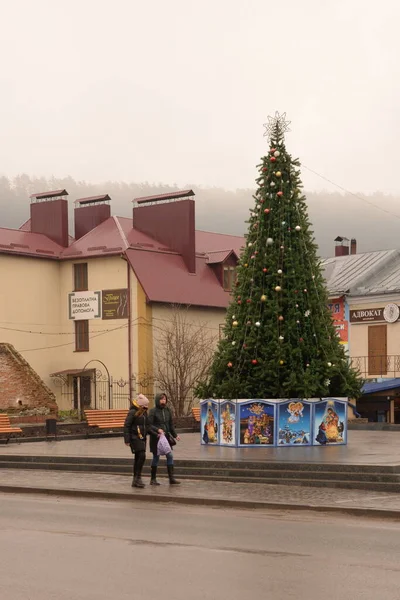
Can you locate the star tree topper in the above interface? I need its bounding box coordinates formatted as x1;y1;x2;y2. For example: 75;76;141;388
263;111;291;140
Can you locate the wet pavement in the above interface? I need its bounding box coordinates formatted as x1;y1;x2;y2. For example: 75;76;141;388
1;430;400;465
2;468;400;515
1;493;399;600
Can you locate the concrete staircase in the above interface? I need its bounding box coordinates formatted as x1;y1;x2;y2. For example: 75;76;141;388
0;454;399;492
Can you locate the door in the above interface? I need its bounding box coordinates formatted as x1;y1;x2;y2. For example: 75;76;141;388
73;376;92;410
368;325;387;375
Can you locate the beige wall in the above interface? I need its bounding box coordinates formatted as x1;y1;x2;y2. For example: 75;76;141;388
348;295;400;379
0;254;62;399
0;252;228;411
151;303;225;407
56;256;131;409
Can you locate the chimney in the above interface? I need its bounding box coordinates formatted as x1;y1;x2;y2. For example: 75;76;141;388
132;190;196;273
334;236;349;257
74;194;111;240
30;189;69;247
350;238;357;255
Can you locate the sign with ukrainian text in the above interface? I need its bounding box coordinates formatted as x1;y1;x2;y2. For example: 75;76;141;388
68;291;101;320
350;304;400;324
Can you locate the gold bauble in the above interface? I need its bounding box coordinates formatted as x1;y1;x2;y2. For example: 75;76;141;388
260;294;267;302
232;321;239;327
275;171;282;177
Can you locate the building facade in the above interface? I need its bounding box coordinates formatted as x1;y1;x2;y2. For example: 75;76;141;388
0;189;242;412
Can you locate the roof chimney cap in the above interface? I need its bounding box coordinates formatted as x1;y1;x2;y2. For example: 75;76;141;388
334;236;349;244
30;189;68;202
75;194;111;206
133;189;194;206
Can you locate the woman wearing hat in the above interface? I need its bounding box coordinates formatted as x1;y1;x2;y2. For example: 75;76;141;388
123;394;149;488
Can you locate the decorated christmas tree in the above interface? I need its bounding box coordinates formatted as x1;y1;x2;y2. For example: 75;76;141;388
199;113;362;400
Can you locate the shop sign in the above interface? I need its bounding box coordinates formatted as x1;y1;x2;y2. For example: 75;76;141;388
102;289;128;320
68;291;101;320
350;303;400;324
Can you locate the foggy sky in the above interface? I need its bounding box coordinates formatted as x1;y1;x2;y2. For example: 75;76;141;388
1;0;400;199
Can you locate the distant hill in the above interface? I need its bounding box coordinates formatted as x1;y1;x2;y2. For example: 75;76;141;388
0;174;399;258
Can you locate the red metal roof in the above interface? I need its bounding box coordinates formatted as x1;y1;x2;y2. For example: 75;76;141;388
196;230;244;256
19;219;74;244
0;227;63;257
206;249;237;264
134;190;194;204
126;248;231;308
10;217;245;295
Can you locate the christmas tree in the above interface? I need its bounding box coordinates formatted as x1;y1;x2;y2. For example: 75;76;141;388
199;113;362;400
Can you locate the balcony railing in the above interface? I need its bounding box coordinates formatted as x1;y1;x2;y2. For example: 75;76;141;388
350;355;400;378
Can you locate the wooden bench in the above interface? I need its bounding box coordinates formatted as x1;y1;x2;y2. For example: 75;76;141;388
84;409;129;432
192;407;201;431
0;414;22;444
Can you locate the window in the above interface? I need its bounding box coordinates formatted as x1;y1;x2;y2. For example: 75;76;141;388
223;266;236;291
75;320;89;352
74;263;88;291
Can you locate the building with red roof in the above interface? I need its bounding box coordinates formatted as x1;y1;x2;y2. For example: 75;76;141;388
0;188;243;411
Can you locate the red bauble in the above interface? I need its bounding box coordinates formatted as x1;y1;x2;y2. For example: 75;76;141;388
237;300;242;305
243;343;247;349
264;208;270;214
227;362;233;368
294;290;298;294
260;198;265;203
247;299;251;304
262;167;268;172
263;267;268;273
299;338;303;343
270;157;276;163
252;359;258;365
270;148;276;153
277;191;283;197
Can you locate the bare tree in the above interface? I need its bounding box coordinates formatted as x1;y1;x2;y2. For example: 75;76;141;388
154;306;218;416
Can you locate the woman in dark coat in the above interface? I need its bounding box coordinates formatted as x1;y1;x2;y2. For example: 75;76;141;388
148;393;180;485
123;394;149;488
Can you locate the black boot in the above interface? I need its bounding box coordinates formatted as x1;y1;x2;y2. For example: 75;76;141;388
133;473;145;489
167;465;180;485
131;464;137;487
150;466;160;486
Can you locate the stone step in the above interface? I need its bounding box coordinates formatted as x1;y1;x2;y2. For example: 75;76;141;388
0;454;398;474
0;460;399;486
2;463;400;493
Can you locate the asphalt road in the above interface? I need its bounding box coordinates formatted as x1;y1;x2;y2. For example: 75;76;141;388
0;493;399;600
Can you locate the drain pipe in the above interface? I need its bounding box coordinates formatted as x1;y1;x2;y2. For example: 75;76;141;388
127;260;133;401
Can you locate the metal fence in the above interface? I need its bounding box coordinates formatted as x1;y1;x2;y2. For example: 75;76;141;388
350;355;400;378
53;370;196;415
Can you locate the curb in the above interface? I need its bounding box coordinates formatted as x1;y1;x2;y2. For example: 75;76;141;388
0;484;399;520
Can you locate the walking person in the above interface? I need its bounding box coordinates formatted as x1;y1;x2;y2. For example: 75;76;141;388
148;393;181;485
123;394;149;488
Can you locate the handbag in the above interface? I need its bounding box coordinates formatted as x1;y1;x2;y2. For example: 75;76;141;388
162;409;177;446
157;434;172;456
167;433;177;447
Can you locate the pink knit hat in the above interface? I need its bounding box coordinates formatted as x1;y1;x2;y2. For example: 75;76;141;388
136;394;149;408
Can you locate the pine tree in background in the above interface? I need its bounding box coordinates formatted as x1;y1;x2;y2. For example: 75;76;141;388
199;113;362;401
